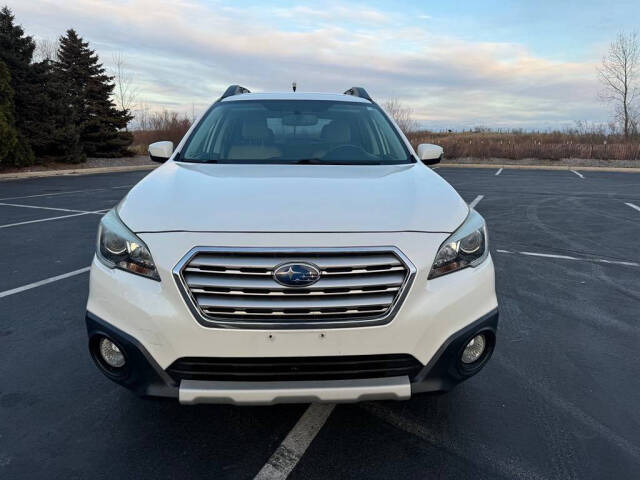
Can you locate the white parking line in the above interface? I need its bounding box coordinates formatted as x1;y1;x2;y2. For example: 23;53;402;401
254;403;335;480
570;170;585;179
0;267;90;299
0;184;134;201
495;168;503;176
520;251;578;261
0;188;106;201
0;207;108;229
469;195;484;208
496;250;639;267
625;202;640;213
0;201;102;214
0;212;94;229
595;259;639;267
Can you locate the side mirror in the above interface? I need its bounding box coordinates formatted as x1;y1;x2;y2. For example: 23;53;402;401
148;141;174;163
417;143;443;165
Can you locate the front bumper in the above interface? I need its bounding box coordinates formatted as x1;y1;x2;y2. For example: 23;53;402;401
86;309;498;404
86;231;499;404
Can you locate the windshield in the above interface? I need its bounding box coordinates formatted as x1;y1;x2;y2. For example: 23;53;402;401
180;100;412;164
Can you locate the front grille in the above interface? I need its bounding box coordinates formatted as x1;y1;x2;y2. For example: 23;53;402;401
166;354;423;382
173;248;415;328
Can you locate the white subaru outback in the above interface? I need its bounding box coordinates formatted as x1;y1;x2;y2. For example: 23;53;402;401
86;86;498;405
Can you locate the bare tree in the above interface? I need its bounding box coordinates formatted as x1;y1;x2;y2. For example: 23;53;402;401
598;32;639;138
34;38;59;62
112;52;139;130
134;102;150;131
381;98;418;134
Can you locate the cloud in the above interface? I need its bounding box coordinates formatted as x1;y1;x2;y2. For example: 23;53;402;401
12;0;604;128
271;4;391;25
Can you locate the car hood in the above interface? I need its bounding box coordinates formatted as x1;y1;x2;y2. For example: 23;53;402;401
118;161;469;233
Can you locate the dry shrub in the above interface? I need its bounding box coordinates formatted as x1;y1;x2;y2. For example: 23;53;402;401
132;109;192;154
407;129;640;161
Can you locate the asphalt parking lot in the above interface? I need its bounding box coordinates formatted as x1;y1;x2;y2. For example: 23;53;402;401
1;166;639;479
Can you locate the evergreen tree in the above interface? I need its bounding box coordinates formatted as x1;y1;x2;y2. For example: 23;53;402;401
56;29;133;157
31;59;86;163
0;6;83;165
0;60;19;166
0;6;35;166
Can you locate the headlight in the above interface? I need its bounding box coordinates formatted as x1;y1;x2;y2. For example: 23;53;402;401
97;209;160;281
429;209;488;279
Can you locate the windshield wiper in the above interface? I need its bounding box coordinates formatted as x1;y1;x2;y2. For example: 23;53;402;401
293;158;328;164
292;158;382;165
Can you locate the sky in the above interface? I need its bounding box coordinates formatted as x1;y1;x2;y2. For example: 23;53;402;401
9;0;640;130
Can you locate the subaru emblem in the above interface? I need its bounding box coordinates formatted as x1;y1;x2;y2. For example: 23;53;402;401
273;262;321;287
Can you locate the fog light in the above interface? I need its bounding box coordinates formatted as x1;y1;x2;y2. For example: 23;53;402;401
99;337;126;368
461;334;486;364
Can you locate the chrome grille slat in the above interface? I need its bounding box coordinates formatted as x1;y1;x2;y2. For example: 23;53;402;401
189;253;401;269
201;307;389;317
183;265;406;275
189;286;400;296
174;248;414;328
320;266;405;275
195;293;395;309
184;268;273;276
184;271;405;289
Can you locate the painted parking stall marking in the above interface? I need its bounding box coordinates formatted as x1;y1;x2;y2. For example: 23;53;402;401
495;168;503;176
254;404;336;480
469;195;484;208
0;266;90;299
0;184;132;201
495;249;639;267
570;170;585;179
0;187;107;201
0;211;95;229
625;202;640;213
0;207;109;229
0;201;98;214
521;251;580;261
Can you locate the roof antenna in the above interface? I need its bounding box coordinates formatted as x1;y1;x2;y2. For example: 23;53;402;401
292;81;297;92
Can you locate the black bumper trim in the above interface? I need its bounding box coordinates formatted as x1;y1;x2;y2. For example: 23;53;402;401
86;308;498;398
411;308;499;393
166;354;423;382
86;313;178;398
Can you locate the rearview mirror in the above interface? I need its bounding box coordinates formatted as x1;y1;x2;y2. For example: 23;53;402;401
148;141;174;163
282;114;318;127
417;143;443;165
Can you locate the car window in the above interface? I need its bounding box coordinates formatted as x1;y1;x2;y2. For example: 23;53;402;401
180;100;412;164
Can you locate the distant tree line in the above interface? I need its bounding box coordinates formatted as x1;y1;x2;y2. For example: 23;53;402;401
0;6;132;168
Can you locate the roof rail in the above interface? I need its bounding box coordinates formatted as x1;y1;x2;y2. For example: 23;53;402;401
343;87;374;103
219;85;251;101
